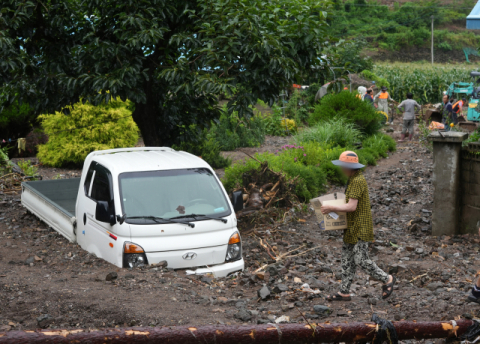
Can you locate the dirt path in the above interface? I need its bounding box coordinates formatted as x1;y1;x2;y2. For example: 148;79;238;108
1;132;479;333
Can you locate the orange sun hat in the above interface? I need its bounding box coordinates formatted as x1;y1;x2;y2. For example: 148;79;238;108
331;151;365;169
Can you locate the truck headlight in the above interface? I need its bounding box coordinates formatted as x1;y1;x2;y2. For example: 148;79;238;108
225;232;242;262
123;242;148;268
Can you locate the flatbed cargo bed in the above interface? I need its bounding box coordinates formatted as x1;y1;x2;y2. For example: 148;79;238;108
21;179;80;242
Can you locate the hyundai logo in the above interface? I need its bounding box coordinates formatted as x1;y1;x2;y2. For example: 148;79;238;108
182;252;197;260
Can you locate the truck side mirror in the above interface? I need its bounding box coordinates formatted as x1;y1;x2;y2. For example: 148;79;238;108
95;201;116;226
231;190;244;213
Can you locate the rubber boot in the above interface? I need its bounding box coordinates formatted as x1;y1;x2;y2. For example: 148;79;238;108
409;134;414;141
398;134;405;142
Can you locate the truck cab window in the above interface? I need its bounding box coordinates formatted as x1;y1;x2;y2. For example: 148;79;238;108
91;166;112;203
84;163;96;196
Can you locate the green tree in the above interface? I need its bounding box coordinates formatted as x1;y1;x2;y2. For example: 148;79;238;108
1;0;332;147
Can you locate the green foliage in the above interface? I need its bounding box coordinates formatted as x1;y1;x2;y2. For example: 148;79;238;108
321;162;348;185
309;91;383;135
362;133;397;156
418;120;433;151
1;0;333;148
463;129;480;147
360;70;390;89
174;136;231;169
37;98;139;167
326;38;374;74
222;152;327;201
373;64;471;103
293;119;363;148
263;105;290;136
17;159;38;179
0;146;9;167
327;0;480;52
0;100;36;139
208;107;265;151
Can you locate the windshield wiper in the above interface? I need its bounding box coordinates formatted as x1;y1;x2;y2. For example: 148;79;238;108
171;214;227;224
127;216;195;228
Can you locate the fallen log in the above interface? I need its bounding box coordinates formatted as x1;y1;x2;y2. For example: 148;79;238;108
0;319;472;344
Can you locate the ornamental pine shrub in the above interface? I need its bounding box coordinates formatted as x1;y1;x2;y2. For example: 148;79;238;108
37;98;139;167
309;91;383;136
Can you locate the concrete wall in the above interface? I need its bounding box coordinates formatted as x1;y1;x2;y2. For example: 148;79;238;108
459;143;480;234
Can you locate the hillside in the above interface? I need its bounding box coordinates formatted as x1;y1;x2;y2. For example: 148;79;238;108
332;0;480;63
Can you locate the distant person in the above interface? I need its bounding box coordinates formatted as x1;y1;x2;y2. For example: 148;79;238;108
397;92;421;142
442;95;455;128
374;86;395;123
452;98;466;119
321;151;396;302
357;86;367;100
364;89;374;106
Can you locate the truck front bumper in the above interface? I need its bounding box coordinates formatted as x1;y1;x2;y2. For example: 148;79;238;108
185;258;244;278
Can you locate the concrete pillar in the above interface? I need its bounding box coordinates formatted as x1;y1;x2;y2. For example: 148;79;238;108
428;131;468;236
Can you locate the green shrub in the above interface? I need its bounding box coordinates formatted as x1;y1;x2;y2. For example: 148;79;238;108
362;133;396;156
0;100;36;139
208;107;265;151
357;149;378;166
174;136;231;169
263;105;289;136
309;91;383;136
37;98;139;167
293;118;363;148
222;152;326;201
321;162;347;185
17;159;39;179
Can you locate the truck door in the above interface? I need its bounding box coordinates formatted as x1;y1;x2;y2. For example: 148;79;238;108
77;162;120;265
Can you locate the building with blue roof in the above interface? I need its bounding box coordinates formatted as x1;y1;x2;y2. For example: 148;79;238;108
467;1;480;29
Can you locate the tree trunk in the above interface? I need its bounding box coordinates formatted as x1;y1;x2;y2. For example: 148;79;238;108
132;79;163;147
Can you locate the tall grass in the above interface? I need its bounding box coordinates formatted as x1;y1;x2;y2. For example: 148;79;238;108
293;119;363;148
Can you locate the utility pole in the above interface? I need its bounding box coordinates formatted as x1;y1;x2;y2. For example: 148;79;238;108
431;15;434;65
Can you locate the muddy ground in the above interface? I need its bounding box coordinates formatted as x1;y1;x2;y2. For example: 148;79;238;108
1;121;479;336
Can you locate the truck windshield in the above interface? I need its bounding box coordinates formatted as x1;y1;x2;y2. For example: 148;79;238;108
118;168;231;224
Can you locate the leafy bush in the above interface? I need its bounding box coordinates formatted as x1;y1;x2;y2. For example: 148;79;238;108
208;107;265;151
321;162;347;185
357;133;397;166
281;118;297;133
17;159;39;179
37;98;139;167
222;152;326;201
293;118;363;148
0;100;36;140
464;128;480;147
174;136;231;169
363;133;396;155
309;91;383;136
263;105;290;136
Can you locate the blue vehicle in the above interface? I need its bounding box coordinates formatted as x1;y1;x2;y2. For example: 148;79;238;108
467;72;480;122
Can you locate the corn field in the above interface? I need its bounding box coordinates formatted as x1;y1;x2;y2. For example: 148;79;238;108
373;64;474;104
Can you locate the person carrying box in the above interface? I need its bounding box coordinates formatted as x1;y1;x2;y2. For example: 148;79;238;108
320;151;396;301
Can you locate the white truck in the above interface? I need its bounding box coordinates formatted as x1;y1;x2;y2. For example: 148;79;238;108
21;147;245;277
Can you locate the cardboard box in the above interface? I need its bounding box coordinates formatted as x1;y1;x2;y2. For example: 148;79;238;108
310;193;347;231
